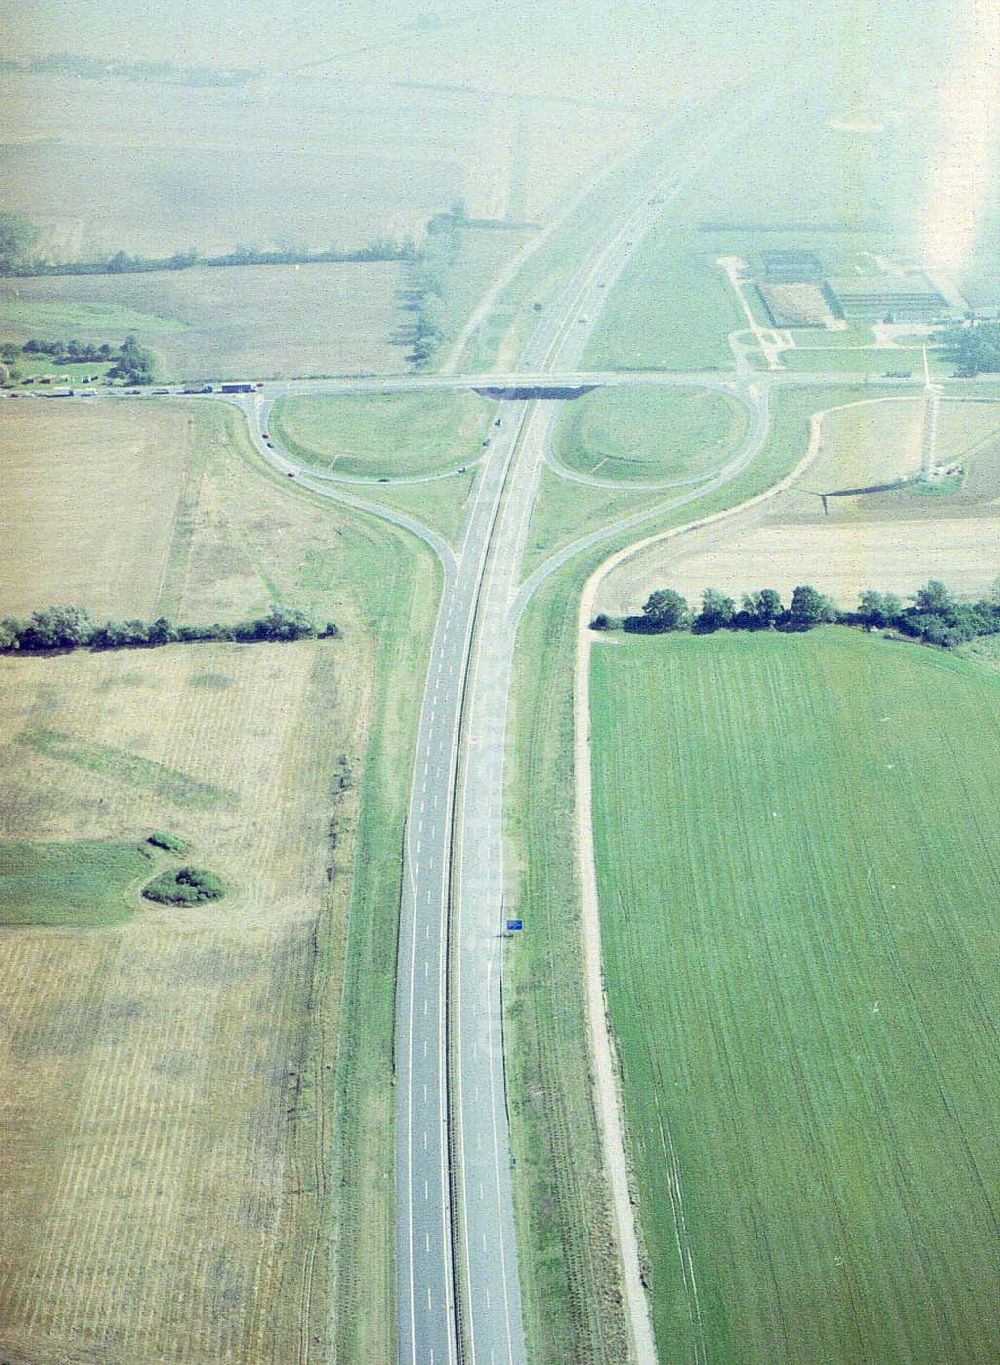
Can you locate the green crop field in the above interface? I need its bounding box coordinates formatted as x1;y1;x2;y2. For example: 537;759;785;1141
271;389;494;478
553;385;747;483
589;628;1000;1363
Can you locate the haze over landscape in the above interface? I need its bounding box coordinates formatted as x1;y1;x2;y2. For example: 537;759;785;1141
0;2;998;1363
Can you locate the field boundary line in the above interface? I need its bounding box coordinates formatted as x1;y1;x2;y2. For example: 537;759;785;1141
572;393;870;1361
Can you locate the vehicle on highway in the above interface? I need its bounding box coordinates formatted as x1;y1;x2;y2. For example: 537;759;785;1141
221;382;255;394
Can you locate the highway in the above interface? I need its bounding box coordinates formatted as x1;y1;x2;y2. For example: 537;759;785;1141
387;100;776;1365
12;92;966;1365
144;100;830;1365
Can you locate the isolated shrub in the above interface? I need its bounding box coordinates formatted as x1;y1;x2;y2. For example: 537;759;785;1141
142;865;224;905
146;831;189;853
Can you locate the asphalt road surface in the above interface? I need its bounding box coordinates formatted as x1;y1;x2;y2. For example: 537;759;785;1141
14;87;968;1365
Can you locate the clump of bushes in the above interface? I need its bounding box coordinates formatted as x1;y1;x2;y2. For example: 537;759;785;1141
592;578;1000;651
142;866;224;905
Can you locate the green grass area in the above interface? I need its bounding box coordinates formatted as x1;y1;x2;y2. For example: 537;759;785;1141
958;633;1000;671
0;296;187;339
590;629;1000;1362
553;385;747;483
347;466;479;546
270;390;494;478
522;470;655;579
522;384;887;581
779;346;950;376
788;327;876;347
0;838;153;926
583;228;742;371
8;355;114;385
505;382;912;1362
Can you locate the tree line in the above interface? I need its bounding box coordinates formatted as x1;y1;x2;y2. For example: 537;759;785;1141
592;579;1000;650
0;234;418;280
0;53;256;87
0;604;338;654
403;203;467;366
4;334;155;383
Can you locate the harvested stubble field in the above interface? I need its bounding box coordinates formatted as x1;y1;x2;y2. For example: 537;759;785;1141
0;401;197;620
0;397;421;627
598;394;1000;615
0;260;406;381
0;638;366;1363
0;397;440;1361
590;628;1000;1363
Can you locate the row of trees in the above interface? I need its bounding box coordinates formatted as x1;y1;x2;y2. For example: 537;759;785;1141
405;204;467;366
3;334;154;382
593;579;1000;650
0;53;256;87
1;237;417;281
0;604;338;654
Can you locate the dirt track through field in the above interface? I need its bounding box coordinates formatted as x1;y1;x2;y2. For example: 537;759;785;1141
597;395;1000;616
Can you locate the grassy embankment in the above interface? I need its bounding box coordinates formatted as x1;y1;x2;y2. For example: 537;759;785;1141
504;383;857;1361
553;385;747;483
270;390;494;478
0;399;439;1362
582;227;743;372
590;629;1000;1362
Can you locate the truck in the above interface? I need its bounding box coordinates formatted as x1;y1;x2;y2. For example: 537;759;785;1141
221;382;255;394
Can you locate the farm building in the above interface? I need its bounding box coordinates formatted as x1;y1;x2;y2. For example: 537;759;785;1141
826;272;952;322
